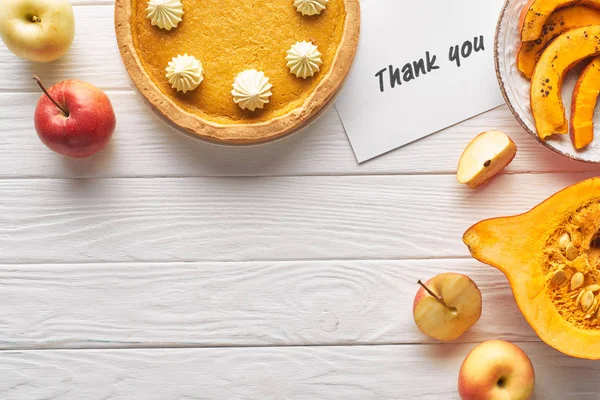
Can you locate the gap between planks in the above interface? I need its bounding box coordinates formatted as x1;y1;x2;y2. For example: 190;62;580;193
0;170;577;181
0;87;133;94
0;340;543;352
0;256;474;266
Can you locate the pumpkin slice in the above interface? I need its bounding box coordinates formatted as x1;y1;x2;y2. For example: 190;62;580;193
519;0;600;41
463;177;600;359
517;6;600;78
571;56;600;149
531;25;600;140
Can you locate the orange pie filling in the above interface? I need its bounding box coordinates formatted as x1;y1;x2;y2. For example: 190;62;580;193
130;0;347;125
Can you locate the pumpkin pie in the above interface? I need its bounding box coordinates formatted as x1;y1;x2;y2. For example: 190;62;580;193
115;0;360;144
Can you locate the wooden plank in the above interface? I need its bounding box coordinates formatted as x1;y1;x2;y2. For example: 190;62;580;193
0;91;596;178
0;343;596;399
0;173;594;263
0;259;535;350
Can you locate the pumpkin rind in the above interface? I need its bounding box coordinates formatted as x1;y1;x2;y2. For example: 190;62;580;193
571;56;600;149
517;6;600;79
519;0;600;41
463;177;600;360
531;25;600;140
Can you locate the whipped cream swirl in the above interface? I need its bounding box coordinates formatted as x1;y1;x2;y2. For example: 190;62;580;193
146;0;184;30
286;41;323;79
293;0;328;16
165;54;204;93
231;69;273;111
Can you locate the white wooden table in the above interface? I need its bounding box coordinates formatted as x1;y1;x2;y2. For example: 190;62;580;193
3;3;600;399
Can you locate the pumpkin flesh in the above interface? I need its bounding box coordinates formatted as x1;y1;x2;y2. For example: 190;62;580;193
517;6;600;79
464;178;600;359
531;25;600;140
571;57;600;149
520;0;600;41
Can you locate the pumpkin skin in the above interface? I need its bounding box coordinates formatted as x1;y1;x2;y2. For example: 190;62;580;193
517;6;600;79
571;56;600;149
463;177;600;360
519;0;600;41
530;25;600;140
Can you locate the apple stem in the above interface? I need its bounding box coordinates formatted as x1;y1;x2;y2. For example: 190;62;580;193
31;16;41;23
33;75;69;117
417;280;454;311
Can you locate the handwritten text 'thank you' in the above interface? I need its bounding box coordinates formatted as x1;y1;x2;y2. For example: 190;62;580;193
374;35;485;93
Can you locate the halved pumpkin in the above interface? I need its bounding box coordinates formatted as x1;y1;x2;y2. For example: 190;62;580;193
520;0;600;41
464;177;600;359
517;6;600;78
531;25;600;140
571;56;600;149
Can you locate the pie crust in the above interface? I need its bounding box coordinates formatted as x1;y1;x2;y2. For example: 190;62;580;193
114;0;360;144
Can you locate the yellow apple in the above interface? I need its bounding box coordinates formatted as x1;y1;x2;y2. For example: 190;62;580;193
412;273;482;341
457;131;517;189
0;0;75;62
458;340;535;400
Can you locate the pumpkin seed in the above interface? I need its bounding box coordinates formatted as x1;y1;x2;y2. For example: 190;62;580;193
580;290;595;312
586;284;600;293
571;272;585;290
590;299;600;319
586;298;600;319
566;244;579;261
559;233;571;249
575;289;585;303
550;270;567;287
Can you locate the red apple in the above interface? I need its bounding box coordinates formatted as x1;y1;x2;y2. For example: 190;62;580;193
33;76;116;158
458;340;535;400
413;273;482;341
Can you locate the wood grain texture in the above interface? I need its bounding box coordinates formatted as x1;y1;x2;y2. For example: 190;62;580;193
0;259;535;349
0;172;597;263
2;91;600;178
0;343;598;399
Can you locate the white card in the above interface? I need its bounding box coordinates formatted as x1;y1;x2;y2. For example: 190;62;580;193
335;0;506;163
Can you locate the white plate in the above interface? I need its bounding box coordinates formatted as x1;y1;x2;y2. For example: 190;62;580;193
495;0;600;163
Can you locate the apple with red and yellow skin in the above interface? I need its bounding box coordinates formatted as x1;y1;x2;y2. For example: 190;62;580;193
413;273;482;341
458;340;535;400
0;0;75;62
457;131;517;189
34;77;116;158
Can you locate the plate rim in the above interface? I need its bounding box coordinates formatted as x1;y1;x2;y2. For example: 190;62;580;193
494;0;600;164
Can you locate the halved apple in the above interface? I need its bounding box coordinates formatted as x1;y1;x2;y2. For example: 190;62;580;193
571;56;600;149
457;131;517;189
517;6;600;79
519;0;600;41
531;25;600;140
413;273;482;341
